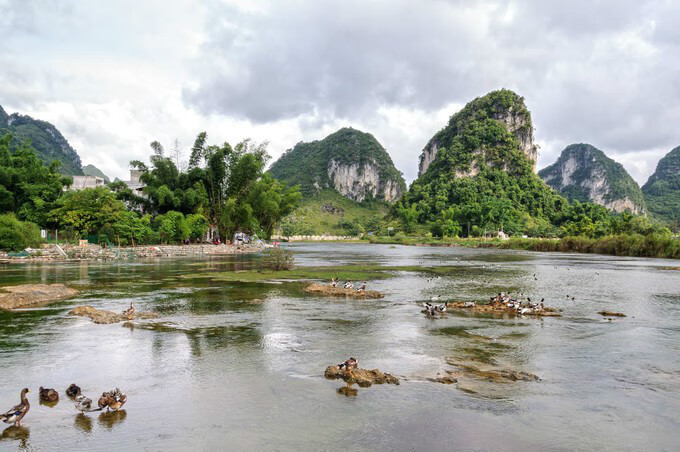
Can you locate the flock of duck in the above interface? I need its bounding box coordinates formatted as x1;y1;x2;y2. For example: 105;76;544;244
489;292;546;314
1;384;127;428
330;279;367;292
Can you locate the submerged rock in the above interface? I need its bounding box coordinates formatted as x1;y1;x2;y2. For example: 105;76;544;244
324;365;399;387
448;362;540;383
598;311;626;317
69;305;159;324
0;283;78;310
428;372;458;384
305;284;384;299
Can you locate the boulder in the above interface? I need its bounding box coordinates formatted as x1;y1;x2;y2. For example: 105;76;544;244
0;284;78;310
69;305;159;324
305;284;384;299
448;363;540;383
324;365;399;387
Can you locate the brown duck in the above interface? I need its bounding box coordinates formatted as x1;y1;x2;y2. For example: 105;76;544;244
39;387;59;403
1;388;30;427
66;384;81;398
98;388;127;412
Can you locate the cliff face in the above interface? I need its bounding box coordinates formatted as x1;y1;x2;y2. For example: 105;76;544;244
0;105;83;175
418;90;537;177
642;146;680;226
269;128;406;203
539;144;646;214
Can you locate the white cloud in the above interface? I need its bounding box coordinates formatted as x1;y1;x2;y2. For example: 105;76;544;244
1;0;679;185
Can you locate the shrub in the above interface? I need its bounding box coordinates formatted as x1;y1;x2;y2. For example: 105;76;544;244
0;214;42;251
262;247;294;271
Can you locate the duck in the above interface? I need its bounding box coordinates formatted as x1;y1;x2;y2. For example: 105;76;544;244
98;388;127;412
1;388;30;427
338;358;358;371
463;301;476;308
430;295;441;302
356;282;367;293
74;395;100;413
39;386;59;403
436;303;448;312
123;302;135;320
66;384;81;398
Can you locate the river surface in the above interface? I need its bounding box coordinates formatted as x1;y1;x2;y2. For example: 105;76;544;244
0;243;679;451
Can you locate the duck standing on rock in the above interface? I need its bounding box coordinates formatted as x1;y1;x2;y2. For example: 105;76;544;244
66;384;81;398
39;386;59;403
98;388;127;412
1;388;30;427
356;282;367;293
123;303;135;320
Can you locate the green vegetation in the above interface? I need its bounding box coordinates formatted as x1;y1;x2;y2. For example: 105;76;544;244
278;189;388;236
396;90;670;241
261;247;295;270
268;127;405;200
642;146;680;230
539;143;646;212
82;164;111;183
0;105;83;175
0;131;300;251
0;214;42;252
117;135;301;240
0;133;72;225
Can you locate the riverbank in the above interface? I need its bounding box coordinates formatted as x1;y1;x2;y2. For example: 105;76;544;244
0;243;265;263
365;233;680;259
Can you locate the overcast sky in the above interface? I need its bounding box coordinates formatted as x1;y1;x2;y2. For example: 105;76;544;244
1;0;678;184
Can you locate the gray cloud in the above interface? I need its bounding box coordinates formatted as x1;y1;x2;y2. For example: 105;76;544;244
184;0;680;183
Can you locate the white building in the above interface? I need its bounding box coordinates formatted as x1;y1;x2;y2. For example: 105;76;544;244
122;169;146;197
66;175;105;191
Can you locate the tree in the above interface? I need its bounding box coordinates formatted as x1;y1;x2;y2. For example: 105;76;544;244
0;214;42;251
48;187;127;237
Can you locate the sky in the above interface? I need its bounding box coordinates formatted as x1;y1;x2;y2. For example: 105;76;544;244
1;0;679;185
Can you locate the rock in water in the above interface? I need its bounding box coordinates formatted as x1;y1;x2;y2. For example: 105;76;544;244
269;127;406;202
539;143;646;214
324;365;399;387
304;283;384;299
0;284;78;310
69;305;159;324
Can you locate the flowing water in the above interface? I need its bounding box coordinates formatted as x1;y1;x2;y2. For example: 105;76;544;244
0;243;679;451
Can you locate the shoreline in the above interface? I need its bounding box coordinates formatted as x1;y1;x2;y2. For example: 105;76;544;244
0;243;265;264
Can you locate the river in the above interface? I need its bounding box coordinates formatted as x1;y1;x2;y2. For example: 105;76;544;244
0;243;679;451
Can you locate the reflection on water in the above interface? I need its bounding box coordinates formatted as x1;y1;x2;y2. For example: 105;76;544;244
0;244;679;450
98;410;127;430
74;413;93;433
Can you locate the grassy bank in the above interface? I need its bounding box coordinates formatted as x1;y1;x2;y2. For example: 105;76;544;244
366;234;680;259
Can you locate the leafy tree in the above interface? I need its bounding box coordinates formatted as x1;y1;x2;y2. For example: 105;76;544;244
0;133;71;226
48;187;127;236
0;213;42;251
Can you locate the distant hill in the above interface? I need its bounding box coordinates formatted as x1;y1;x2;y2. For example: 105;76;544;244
539;144;646;214
82;164;110;183
268;127;406;203
0;105;83;175
642;146;680;228
400;89;568;236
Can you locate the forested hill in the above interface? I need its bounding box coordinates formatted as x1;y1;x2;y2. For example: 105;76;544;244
642;146;680;228
399;89;575;237
0;104;83;175
539;144;646;214
268;127;406;203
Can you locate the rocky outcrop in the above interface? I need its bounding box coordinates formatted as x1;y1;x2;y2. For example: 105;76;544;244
269;128;406;202
327;159;402;202
69;305;159;324
324;365;399;387
304;283;384;299
539;144;646;214
418;91;537;177
0;284;78;310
